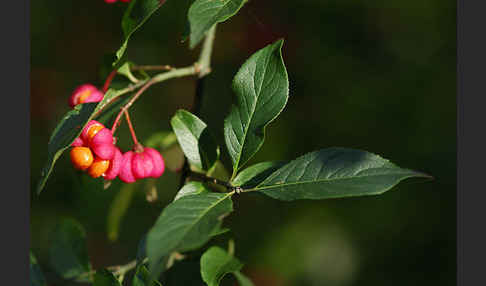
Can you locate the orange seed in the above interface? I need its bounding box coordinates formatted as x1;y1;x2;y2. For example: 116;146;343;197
87;158;110;178
70;147;94;170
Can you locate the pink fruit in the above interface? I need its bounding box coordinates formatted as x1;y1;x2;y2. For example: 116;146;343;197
104;147;123;180
69;84;103;108
144;147;165;178
91;128;114;146
91;142;115;160
119;151;136;183
81;120;104;142
132;152;154;179
71;137;85;147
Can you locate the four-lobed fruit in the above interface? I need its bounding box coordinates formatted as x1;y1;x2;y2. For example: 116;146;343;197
81;120;116;160
118;148;165;183
69;84;104;108
68;90;165;183
69;120;118;179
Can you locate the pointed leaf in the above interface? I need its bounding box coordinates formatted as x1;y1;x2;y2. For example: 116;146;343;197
147;192;234;278
232;161;287;189
188;0;247;49
253;148;430;201
133;265;163;286
224;40;289;177
114;0;167;65
93;269;121;286
200;246;243;286
171;109;219;171
117;61;140;83
30;252;47;286
49;219;91;280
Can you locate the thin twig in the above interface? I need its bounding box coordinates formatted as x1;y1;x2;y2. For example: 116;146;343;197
178;25;217;189
131;65;173;71
111;79;155;134
124;110;139;146
102;69;118;93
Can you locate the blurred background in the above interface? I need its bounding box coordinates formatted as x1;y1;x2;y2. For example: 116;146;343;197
30;0;456;285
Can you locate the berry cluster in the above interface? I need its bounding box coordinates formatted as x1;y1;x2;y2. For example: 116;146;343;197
68;84;165;183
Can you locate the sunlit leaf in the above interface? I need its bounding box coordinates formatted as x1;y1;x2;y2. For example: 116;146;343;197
254;148;430;201
224;40;289;178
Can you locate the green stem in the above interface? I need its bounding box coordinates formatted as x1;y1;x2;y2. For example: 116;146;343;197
178;25;218;189
197;24;217;78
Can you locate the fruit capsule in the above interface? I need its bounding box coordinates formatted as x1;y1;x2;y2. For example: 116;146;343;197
71;137;85;147
69;84;103;108
132;152;154;179
87;158;110;178
144;147;165;178
104;147;123;180
119;151;136;183
70;147;94;170
81;120;104;142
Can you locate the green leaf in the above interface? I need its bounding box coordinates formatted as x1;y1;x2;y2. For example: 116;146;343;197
253;148;430;201
30;252;47;286
188;0;247;49
107;183;137;242
232;161;287;189
93;269;121;286
171;109;219;171
200;246;243;286
114;0;166;65
224;40;289;178
133;265;162;286
173;182;210;201
117;61;140;83
207;160;230;181
233;271;254;286
147;192;234;278
37;88;127;194
49;219;91;280
136;234;148;266
145;131;178;150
